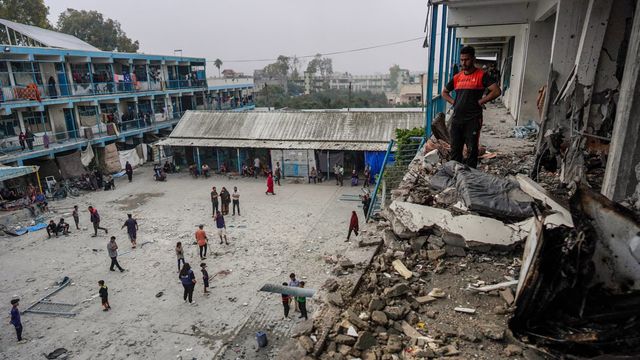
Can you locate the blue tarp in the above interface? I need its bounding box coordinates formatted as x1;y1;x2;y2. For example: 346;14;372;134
365;151;395;183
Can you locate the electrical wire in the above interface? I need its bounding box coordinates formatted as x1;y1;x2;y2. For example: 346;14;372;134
211;36;425;64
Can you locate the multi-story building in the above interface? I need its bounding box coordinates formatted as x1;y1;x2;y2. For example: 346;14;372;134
0;18;254;167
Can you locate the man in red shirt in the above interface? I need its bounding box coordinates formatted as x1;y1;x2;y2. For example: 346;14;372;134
195;225;208;260
442;45;501;168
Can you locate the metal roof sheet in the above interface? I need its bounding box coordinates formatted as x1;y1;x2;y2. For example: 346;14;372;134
0;18;99;51
166;110;424;151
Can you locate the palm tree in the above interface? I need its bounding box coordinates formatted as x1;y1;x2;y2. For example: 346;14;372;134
214;59;223;77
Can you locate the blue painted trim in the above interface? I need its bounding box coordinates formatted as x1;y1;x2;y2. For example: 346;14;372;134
2;46;205;63
208;84;254;91
367;140;394;221
425;4;439;137
436;5;447;114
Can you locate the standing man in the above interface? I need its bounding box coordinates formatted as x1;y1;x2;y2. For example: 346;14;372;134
25;128;34;150
442;45;501;168
121;214;139;248
215;211;228;245
232;186;240;216
254;157;261;178
72;205;80;230
339;165;344;187
220;187;231;215
289;273;300;312
18;131;26;151
333;164;340;185
125;161;133;182
274;162;282;186
195;224;208;260
88;206;108;237
107;236;125;272
211;186;219;217
9;298;24;343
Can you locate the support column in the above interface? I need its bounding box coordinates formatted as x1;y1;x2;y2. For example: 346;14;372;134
216;148;221;172
237;148;241;173
436;6;447;113
425;4;439;137
602;2;640;201
517;15;555;125
196;147;201;169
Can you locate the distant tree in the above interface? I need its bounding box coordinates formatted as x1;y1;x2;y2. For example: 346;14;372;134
256;86;388;109
290;55;303;81
56;9;139;52
263;55;290;93
306;54;333;90
0;0;51;29
214;58;223;77
389;64;401;92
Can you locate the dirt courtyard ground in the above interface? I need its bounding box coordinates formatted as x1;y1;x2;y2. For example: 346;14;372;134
0;168;363;359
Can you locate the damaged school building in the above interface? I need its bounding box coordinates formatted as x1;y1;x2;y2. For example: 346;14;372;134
0;18;254;188
158;110;424;179
266;1;640;359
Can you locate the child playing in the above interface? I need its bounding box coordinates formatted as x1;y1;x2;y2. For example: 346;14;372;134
281;282;290;319
201;262;209;294
98;280;110;311
176;242;185;272
297;281;308;320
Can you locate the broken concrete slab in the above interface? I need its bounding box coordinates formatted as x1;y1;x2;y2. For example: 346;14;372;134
389;201;529;249
427;249;446;260
327;292;344;307
383;283;411;298
354;331;377;351
516;174;573;228
391;259;413;279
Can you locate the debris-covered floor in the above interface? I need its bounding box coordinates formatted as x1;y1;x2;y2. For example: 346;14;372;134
0;169;362;360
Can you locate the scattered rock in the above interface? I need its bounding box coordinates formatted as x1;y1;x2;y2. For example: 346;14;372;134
410;236;428;252
371;311;388;326
368;297;385;312
427;249;446;261
383;283;411;298
298;336;314;354
354;331;377;351
334;334;356;346
45;348;68;359
499;288;515;306
503;344;523;356
415;295;437;304
155;291;163;298
339;258;355;269
427;288;446;298
444;245;466;257
480;323;505;341
327;292;344;307
391;259;413;279
323;278;340;293
385;335;403;353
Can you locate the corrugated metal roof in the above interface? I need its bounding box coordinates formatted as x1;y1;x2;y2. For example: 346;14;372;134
166;110;424;151
0;18;100;51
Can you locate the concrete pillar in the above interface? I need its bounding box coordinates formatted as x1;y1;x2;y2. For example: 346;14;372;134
539;0;588;132
517;14;555;125
602;2;640;201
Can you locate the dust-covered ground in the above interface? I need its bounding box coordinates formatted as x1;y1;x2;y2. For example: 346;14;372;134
0;169;364;359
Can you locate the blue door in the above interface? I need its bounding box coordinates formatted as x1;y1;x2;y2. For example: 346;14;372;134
56;63;69;96
64;109;78;139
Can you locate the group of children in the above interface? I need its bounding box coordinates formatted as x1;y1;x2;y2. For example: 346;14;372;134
281;273;308;321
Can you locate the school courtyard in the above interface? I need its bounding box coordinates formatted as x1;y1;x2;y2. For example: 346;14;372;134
0;167;362;359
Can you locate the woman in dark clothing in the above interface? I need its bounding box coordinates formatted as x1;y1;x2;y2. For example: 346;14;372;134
48;76;57;98
179;263;196;304
220;187;231;215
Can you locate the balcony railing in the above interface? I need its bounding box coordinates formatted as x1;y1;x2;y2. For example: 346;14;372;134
0;78;208;103
0;112;186;158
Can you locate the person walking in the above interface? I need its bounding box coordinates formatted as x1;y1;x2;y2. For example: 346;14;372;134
347;211;359;242
254;157;260;178
88;206;108;237
266;172;276;195
297;281;308;320
441;45;501;168
107;236;125;272
274;162;282;186
232;186;240;216
9;298;24;343
195;225;208;260
121;214;138;248
210;186;219;217
179;263;196;304
125;161;133;182
72;205;80;230
215;211;229;245
281;282;291;319
201;263;209;294
363;166;371;188
175;242;185;272
98;280;111;311
361;194;371;219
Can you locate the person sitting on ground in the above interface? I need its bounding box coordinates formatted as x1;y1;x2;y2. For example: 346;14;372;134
201;164;210;178
242;164;249;177
104;175;115;191
351;169;358;186
34;192;48;212
46;220;58;238
309;167;317;184
57;218;70;236
220;163;227;174
189;164;199;178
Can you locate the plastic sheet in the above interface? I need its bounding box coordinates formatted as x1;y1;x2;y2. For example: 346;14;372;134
431;161;534;220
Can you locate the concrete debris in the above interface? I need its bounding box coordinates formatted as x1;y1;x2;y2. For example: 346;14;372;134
467;280;518;292
389;201;529;249
326;292;344;307
427;288;446;298
391;259;413;279
454;307;476;314
383;283;411;298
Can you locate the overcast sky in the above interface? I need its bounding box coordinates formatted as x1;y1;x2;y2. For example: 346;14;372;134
46;0;429;77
